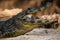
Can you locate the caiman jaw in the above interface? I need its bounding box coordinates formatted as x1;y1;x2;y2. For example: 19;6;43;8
22;14;58;28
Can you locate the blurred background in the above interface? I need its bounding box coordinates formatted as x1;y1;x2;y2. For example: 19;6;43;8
0;0;60;21
0;0;60;13
0;0;44;10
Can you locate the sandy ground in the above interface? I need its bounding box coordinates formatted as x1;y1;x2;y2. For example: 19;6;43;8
0;10;60;40
0;28;60;40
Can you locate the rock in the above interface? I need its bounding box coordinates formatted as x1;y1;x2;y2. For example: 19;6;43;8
0;28;60;40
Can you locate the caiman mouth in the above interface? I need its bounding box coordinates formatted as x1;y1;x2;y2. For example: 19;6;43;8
19;0;58;29
22;12;58;28
0;0;59;38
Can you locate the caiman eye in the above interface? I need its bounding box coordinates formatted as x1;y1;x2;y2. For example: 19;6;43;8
23;19;26;22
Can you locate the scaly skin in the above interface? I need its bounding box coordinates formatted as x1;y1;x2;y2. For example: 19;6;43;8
0;2;55;38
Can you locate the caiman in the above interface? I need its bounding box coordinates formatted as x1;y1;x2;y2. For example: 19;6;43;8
0;1;58;38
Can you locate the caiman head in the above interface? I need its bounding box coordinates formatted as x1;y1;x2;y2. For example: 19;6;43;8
0;0;58;38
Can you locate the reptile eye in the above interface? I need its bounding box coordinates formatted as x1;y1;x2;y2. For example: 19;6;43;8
23;19;26;22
